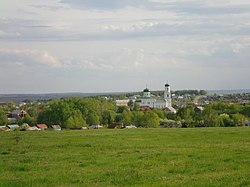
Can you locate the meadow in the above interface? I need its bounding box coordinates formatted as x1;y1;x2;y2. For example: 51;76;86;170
0;127;249;187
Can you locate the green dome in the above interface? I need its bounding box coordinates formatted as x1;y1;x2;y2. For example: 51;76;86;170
143;88;150;92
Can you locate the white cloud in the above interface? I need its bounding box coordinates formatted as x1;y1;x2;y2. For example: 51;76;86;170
101;21;159;32
60;48;146;72
0;0;250;92
230;42;250;54
0;48;62;69
0;30;7;36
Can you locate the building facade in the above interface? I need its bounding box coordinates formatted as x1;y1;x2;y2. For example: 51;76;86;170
137;84;176;113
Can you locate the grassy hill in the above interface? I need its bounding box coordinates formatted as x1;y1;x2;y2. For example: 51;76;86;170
0;128;249;186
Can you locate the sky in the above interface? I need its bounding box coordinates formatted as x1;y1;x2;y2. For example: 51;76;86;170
0;0;250;94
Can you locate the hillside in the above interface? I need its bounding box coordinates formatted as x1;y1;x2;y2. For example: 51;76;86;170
0;128;249;186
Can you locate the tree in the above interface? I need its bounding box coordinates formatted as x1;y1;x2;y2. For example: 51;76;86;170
102;110;115;125
131;111;144;127
27;107;38;118
87;113;100;126
117;106;128;113
241;106;250;118
199;90;207;95
18;114;36;126
121;110;132;126
177;107;194;126
218;114;234;127
143;111;160;128
0;109;8;125
127;100;134;110
66;110;86;129
152;109;166;119
132;102;140;111
36;97;116;128
36;100;71;127
37;110;51;126
232;114;247;126
115;113;123;123
202;105;220;127
119;94;126;100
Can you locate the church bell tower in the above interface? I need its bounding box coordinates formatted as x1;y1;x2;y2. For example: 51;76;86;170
164;83;171;107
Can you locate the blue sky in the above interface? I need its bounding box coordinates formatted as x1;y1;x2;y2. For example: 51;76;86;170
0;0;250;93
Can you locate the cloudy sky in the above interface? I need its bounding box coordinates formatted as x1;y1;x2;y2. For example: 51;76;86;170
0;0;250;94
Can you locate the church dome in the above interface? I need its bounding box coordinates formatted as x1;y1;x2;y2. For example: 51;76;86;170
143;88;150;92
165;83;170;87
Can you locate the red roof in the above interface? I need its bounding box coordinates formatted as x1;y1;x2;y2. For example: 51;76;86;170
36;124;48;129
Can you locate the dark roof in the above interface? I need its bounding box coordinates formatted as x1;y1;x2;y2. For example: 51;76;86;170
165;83;170;87
143;88;150;92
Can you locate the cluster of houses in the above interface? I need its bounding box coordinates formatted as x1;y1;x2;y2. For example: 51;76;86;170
0;123;139;131
0;109;63;131
0;124;62;131
0;107;139;131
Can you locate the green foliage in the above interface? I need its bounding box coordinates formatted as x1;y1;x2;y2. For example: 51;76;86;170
242;106;250;117
0;109;8;125
86;113;100;126
132;102;140;111
116;106;128;113
66;110;86;129
152;108;166;119
218;114;234;127
27;107;38;118
19;123;30;131
199;90;207;95
127;99;133;108
202;105;220;127
118;94;126;100
115;113;122;123
18;114;36;126
33;97;250;129
131;111;144;127
232;114;247;126
174;102;250;127
210;102;243;115
121;110;132;126
102;110;115;125
36;98;116;128
143;111;160;128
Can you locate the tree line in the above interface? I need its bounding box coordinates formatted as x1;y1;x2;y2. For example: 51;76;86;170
0;98;249;128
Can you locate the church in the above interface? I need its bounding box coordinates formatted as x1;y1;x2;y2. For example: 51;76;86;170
136;83;176;113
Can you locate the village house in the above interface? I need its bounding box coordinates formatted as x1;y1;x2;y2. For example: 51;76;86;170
115;99;130;106
89;125;103;129
36;124;48;130
7;124;20;131
108;124;118;129
27;126;40;131
8;110;27;121
52;125;61;131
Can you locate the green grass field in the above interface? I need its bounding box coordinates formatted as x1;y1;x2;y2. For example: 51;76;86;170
0;128;250;187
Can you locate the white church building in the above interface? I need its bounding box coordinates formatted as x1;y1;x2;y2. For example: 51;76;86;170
136;83;176;113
